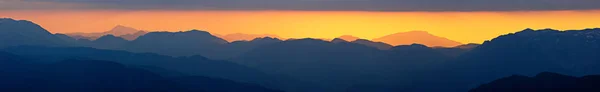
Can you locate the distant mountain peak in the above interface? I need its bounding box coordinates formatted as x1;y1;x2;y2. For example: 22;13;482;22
189;29;203;32
331;38;349;43
285;38;330;43
373;31;462;47
105;25;142;36
523;28;535;31
0;18;33;24
352;39;370;42
94;34;129;47
0;18;46;33
338;35;360;41
96;34;125;40
219;33;282;42
183;30;215;35
143;30;217;38
251;36;281;41
0;18;65;47
407;43;428;47
63;25;146;40
453;43;481;49
392;44;429;49
134;29;227;44
351;39;393;50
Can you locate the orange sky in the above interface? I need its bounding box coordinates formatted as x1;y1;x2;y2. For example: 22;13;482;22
1;10;600;43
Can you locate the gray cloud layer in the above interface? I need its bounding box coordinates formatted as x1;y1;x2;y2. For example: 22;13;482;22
5;0;600;11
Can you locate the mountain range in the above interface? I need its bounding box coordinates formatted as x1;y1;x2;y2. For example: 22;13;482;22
65;25;147;40
218;33;283;42
400;28;600;92
3;18;600;92
63;26;462;48
337;35;361;42
0;52;283;92
373;31;463;47
0;18;66;48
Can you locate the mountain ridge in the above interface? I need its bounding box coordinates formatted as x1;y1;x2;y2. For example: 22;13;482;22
65;25;147;40
373;31;462;47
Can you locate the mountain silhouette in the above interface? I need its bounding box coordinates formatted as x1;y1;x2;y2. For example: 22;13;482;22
7;18;600;92
1;46;282;89
330;38;349;43
120;30;148;40
0;52;282;92
351;39;393;50
54;33;81;43
91;35;129;49
455;28;600;76
65;25;147;40
0;59;177;92
470;72;600;92
337;35;360;42
0;19;280;60
232;38;384;91
219;33;282;42
452;43;480;49
0;18;67;48
433;43;479;57
372;31;462;47
232;38;456;92
330;38;392;50
125;30;228;57
223;37;283;59
401;28;600;92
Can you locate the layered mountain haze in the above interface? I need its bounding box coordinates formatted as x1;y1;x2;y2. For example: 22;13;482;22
400;28;600;92
232;38;459;91
219;33;282;42
0;18;67;48
2;18;600;92
4;0;600;91
338;35;360;42
452;43;481;50
331;38;349;43
92;35;129;49
124;30;229;57
351;39;393;50
331;37;393;50
0;52;283;92
373;31;463;47
66;25;147;40
120;31;149;40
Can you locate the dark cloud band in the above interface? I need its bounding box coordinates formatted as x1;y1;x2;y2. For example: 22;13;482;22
9;0;600;11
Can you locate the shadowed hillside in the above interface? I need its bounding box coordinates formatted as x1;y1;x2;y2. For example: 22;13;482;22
4;18;600;92
403;28;600;92
0;18;67;48
1;46;283;90
470;72;600;92
0;52;283;92
125;30;228;57
351;39;393;50
232;38;456;92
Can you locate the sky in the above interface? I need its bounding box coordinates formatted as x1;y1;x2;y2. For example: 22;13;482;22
1;0;600;43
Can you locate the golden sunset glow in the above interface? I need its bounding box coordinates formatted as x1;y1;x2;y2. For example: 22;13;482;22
2;10;600;43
